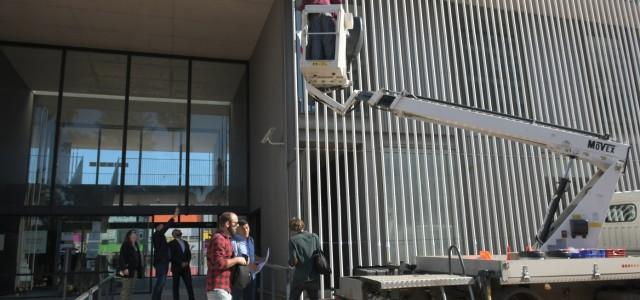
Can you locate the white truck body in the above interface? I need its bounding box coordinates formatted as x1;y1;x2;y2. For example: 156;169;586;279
599;190;640;254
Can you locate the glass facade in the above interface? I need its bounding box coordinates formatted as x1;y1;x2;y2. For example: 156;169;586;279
0;46;62;207
0;43;248;296
189;61;245;206
13;215;219;296
125;56;189;206
0;44;247;212
55;51;128;207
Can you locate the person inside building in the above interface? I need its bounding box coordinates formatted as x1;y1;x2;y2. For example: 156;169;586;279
169;229;195;300
151;206;180;300
232;219;260;300
119;230;144;300
296;0;343;60
288;218;323;300
206;212;248;300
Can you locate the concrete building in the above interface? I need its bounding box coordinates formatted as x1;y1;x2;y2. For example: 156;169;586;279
0;0;638;298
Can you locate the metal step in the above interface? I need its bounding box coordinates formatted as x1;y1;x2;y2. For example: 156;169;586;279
356;274;474;290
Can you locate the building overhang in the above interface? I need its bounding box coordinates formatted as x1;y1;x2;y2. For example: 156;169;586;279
0;0;274;60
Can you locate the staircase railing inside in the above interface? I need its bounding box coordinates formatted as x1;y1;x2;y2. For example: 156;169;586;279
73;274;116;300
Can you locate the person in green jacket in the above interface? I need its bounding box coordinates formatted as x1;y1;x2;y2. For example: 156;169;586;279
288;218;322;300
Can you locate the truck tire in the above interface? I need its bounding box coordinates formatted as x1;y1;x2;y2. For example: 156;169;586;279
494;287;543;300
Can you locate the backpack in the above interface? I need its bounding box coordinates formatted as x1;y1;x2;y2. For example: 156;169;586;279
312;249;331;275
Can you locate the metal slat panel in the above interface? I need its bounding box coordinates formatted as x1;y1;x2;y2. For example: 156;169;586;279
522;0;552;229
563;0;594;201
303;88;312;233
450;1;473;255
454;0;477;255
432;0;452;256
375;0;401;264
322;105;334;287
538;0;565;214
548;0;578;213
341;89;354;276
333;89;343;290
608;0;640;189
370;0;392;264
572;0;605;200
619;0;640;191
385;0;410;263
491;0;519;252
497;0;524;251
292;2;302;219
315;84;324;298
479;0;503;254
292;1;640;290
418;0;436;254
532;0;561;219
442;0;464;254
591;0;627;191
407;0;428;257
398;0;419;262
350;0;369;269
467;0;489;253
362;0;384;265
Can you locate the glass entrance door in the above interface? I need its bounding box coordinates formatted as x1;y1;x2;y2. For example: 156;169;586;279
150;214;216;277
13;215;218;298
56;217;154;295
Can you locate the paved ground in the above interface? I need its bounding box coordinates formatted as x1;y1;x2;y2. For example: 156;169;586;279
0;276;209;300
128;276;208;300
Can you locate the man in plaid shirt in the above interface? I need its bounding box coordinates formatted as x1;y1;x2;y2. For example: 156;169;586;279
206;212;248;300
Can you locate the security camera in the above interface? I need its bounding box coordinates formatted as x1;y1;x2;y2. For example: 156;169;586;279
261;127;276;144
261;127;284;146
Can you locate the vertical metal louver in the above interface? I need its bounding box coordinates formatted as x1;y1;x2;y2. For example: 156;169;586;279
292;0;640;293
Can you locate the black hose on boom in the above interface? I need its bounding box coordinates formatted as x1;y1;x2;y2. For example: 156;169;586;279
535;159;575;247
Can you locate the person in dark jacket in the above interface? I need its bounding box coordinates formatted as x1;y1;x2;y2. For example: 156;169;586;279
119;230;144;300
288;218;322;300
151;207;180;300
169;229;195;300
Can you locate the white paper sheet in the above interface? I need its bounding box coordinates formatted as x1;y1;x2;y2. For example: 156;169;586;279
256;248;270;273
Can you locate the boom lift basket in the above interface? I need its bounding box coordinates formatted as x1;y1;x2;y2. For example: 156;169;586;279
300;4;353;88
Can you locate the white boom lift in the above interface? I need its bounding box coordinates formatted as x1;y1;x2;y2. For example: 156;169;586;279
299;5;640;300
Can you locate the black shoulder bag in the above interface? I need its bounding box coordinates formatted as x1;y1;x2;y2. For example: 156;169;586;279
231;255;251;289
312;249;332;275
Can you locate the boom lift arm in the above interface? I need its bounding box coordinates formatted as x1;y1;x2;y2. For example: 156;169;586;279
307;87;630;251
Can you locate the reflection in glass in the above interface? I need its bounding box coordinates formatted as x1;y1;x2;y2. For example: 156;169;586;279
54;51;127;206
124;56;188;206
188;61;245;206
189;113;229;205
11;45;248;209
26;95;58;206
0;46;62;206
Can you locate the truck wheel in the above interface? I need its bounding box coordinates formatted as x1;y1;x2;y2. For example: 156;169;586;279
494;287;542;300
